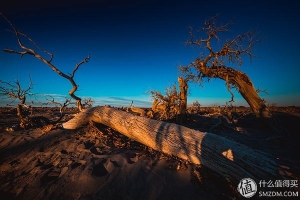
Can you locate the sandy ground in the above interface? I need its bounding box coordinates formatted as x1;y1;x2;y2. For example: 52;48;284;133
0;106;300;200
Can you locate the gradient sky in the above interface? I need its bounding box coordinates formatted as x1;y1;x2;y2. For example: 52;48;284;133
1;0;299;107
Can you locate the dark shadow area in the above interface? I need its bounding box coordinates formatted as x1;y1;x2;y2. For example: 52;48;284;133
0;107;299;199
0;128;68;163
197;111;300;199
185;111;300;166
92;158;109;177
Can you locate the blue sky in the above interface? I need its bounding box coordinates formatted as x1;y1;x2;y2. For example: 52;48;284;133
1;0;299;107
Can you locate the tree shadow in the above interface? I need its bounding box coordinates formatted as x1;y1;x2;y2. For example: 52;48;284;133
1;106;295;199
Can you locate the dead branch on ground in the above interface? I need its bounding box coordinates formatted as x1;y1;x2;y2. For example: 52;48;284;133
62;106;281;184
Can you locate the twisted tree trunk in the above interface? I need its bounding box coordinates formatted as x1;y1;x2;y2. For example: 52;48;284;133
63;106;279;183
200;65;269;117
197;64;281;132
183;16;281;132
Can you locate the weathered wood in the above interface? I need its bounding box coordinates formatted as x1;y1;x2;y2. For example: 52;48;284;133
177;77;188;124
129;106;146;116
63;106;279;183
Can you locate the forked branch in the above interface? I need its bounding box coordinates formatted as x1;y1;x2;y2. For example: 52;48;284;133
186;15;260;67
0;75;34;118
180;16;280;132
1;13;90;111
0;75;34;105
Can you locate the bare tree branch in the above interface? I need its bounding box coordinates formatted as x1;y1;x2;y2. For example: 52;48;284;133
185;15;259;68
179;16;280;132
0;75;34;118
1;13;90;111
17;31;54;62
71;56;90;78
149;78;189;123
0;75;34;102
256;86;268;95
43;95;73;120
82;97;95;108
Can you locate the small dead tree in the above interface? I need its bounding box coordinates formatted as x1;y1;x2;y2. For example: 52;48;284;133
0;76;34;127
82;97;95;109
42;95;73;122
1;13;89;111
189;100;201;114
150;76;188;123
181;15;278;131
150;84;179;120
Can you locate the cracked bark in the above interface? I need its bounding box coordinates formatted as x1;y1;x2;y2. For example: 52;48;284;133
63;106;280;183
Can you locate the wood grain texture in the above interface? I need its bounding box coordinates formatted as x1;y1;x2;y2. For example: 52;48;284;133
63;106;279;183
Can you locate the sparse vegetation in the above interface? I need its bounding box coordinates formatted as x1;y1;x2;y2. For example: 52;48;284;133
0;76;35;128
0;13;299;200
180;15;280;132
1;13;90;111
150;76;188;124
188;100;201;114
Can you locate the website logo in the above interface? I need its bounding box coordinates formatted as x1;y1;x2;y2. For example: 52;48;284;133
237;178;257;198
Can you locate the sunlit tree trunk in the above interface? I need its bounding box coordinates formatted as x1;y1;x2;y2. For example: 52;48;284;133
176;77;188;124
16;104;23;118
16;97;26;117
182;15;280;132
63;106;279;183
199;64;272;119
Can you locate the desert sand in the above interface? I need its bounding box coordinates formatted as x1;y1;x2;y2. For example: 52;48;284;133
0;106;299;199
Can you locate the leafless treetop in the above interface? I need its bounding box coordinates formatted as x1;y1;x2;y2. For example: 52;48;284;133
185;15;260;68
1;13;90;111
0;76;34;105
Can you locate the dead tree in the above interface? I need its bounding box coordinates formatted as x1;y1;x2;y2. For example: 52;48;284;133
181;16;278;131
63;106;282;184
82;97;95;109
150;84;179;120
42;95;73;123
176;77;188;124
1;13;89;111
0;76;34;127
43;95;72;113
150;77;188;124
151;98;169;119
189;100;201;114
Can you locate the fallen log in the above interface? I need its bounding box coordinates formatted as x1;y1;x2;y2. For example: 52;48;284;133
63;106;279;183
